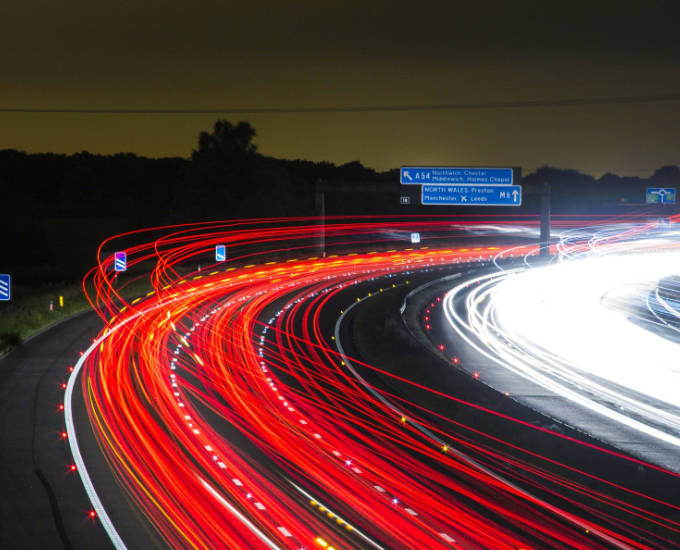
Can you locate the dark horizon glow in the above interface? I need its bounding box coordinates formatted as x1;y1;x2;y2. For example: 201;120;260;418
2;1;680;176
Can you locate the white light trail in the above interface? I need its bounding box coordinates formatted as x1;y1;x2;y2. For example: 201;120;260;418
444;228;680;449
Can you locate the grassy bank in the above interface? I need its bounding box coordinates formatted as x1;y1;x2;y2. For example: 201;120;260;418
0;284;92;354
0;278;153;356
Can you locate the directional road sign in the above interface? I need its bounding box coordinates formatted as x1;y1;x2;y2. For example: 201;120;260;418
422;184;522;206
0;274;10;301
114;251;127;272
401;167;515;186
410;232;421;244
646;187;676;204
215;244;226;262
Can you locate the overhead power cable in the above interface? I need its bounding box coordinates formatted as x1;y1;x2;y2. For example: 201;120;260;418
1;93;680;114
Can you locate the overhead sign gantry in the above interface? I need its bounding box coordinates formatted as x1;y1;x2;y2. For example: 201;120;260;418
400;166;522;206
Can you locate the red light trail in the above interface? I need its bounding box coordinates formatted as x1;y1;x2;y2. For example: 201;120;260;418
62;215;680;549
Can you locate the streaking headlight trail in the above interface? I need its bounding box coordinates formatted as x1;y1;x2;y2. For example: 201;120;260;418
444;223;680;461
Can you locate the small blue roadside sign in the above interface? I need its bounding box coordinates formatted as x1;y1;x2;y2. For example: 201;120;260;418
215;244;226;262
0;274;11;301
646;187;676;204
422;184;522;206
114;251;127;272
410;232;421;244
401;167;514;185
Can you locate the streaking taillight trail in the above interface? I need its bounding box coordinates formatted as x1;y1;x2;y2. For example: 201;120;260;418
63;215;680;549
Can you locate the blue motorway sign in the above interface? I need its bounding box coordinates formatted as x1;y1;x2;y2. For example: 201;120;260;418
422;184;522;206
401;166;514;185
114;251;127;272
646;187;676;204
0;274;10;301
215;244;226;262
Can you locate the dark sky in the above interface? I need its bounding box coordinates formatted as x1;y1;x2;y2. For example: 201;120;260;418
2;0;680;175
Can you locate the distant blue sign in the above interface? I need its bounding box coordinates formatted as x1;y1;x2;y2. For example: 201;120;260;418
401;167;514;185
215;244;226;262
646;187;676;204
410;232;421;244
114;251;127;272
0;274;10;301
422;184;522;206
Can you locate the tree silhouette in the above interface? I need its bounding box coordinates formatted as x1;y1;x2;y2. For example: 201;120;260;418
180;120;261;220
192;120;257;163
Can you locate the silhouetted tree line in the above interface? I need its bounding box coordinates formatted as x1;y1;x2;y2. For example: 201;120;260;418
1;119;678;282
0;120;394;281
523;165;680;213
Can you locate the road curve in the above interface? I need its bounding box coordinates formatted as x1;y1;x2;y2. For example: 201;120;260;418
54;217;680;549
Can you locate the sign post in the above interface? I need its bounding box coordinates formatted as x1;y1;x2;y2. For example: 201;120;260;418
400;166;522;207
398;165;551;255
540;182;551;258
646;187;676;205
400;167;515;186
421;184;521;206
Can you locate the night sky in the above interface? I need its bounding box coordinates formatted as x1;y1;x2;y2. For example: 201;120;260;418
2;0;680;175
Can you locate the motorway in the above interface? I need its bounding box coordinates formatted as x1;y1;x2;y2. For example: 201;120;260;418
434;223;680;472
6;217;680;548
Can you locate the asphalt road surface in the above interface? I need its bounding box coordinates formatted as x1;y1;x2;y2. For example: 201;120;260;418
0;311;102;549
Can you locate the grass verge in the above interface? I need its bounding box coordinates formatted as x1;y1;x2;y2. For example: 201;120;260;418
0;277;152;356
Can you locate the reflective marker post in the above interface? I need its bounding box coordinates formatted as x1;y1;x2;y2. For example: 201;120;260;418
114;252;127;272
0;274;10;301
216;245;226;262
